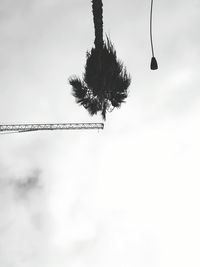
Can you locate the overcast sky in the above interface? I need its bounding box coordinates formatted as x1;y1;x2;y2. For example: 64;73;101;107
0;0;200;266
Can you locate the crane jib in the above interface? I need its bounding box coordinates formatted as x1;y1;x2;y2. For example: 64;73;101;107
0;123;104;133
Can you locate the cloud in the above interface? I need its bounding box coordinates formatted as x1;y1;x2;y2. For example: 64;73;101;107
0;0;200;266
11;169;41;199
0;165;49;266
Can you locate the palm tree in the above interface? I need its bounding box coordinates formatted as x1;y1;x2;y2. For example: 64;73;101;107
69;0;131;120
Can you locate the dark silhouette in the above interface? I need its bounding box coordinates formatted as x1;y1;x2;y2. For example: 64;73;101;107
69;0;131;120
150;0;158;70
151;56;158;70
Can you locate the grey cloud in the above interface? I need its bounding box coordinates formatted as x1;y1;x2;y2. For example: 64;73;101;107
0;0;200;266
0;168;42;196
12;169;42;198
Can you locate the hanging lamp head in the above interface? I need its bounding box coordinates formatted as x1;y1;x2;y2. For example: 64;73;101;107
150;56;158;70
150;0;158;70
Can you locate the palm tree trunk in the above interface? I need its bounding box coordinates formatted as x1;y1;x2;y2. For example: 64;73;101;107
92;0;104;50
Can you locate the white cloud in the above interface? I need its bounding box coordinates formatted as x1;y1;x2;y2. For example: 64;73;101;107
0;0;200;266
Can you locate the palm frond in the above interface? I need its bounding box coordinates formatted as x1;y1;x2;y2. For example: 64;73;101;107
69;77;87;102
69;37;131;120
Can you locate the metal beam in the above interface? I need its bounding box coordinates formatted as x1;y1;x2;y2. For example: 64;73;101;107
0;123;104;133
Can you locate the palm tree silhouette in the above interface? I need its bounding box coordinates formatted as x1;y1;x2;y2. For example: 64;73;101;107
69;0;131;120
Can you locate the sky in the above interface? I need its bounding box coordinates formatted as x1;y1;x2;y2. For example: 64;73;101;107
0;0;200;266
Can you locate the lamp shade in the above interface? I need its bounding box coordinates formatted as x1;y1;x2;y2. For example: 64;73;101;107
150;56;158;70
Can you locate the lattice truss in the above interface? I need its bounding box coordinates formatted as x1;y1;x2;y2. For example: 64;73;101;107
0;123;104;133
